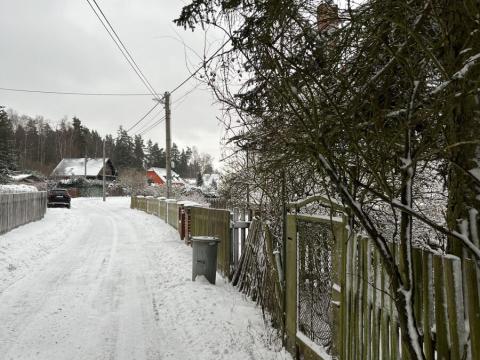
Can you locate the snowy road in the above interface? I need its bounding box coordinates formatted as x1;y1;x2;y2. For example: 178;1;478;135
0;197;290;360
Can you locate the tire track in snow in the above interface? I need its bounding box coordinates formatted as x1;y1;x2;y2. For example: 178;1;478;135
0;198;291;360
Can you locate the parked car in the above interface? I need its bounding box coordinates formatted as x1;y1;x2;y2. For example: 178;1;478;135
47;189;71;209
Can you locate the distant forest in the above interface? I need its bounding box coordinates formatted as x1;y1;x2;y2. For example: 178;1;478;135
0;107;214;179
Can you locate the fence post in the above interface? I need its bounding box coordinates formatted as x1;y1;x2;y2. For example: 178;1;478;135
333;219;347;358
285;214;297;353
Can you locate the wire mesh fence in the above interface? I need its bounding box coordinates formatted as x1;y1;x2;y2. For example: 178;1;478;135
297;219;334;353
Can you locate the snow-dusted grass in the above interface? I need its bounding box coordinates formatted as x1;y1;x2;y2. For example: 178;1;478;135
0;197;291;360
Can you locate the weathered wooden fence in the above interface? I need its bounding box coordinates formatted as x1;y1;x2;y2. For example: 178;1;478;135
337;236;480;360
131;196;232;277
0;191;48;235
131;194;480;359
285;199;480;360
188;206;231;276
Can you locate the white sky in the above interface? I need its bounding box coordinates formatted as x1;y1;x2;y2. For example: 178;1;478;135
0;0;225;167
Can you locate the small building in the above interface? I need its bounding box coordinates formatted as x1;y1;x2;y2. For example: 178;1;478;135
50;158;116;180
147;167;185;186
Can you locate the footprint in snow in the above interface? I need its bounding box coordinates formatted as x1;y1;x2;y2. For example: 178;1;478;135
7;264;16;272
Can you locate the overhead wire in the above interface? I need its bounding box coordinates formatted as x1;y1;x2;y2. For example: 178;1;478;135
169;39;230;94
136;40;230;137
85;0;162;101
0;87;154;96
125;102;160;133
136;115;166;136
136;84;201;137
133;107;165;135
2;18;229;139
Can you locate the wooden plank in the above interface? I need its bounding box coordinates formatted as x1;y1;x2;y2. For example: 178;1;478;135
352;235;360;359
362;239;372;360
240;208;246;254
233;208;239;269
465;258;480;360
433;255;449;359
444;256;461;360
372;248;381;360
360;237;367;359
412;248;423;332
347;233;356;360
380;258;389;359
338;219;348;360
390;316;399;360
422;251;434;360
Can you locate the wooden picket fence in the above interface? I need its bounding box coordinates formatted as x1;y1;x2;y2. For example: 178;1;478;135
0;191;48;235
131;194;480;359
338;236;480;360
285;201;480;360
188;207;231;277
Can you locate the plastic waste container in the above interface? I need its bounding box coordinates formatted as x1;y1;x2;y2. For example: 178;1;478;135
191;236;220;284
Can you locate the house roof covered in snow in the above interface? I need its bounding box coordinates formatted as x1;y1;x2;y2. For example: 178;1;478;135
51;158;112;177
148;167;185;184
9;173;44;182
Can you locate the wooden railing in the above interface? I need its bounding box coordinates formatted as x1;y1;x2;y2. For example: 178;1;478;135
0;192;47;235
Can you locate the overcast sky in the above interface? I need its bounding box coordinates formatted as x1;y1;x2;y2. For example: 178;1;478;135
0;0;225;167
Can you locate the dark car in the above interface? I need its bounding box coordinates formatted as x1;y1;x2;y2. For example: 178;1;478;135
47;189;71;209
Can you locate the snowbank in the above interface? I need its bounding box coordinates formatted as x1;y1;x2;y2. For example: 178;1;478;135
0;184;38;193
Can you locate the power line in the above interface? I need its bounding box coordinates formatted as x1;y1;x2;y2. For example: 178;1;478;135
136;86;199;137
125;102;160;133
0;86;153;96
89;0;160;100
86;0;161;100
169;39;230;94
137;116;166;136
133;108;164;135
134;41;230;138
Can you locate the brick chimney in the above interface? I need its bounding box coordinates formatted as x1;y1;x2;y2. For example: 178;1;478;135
317;1;339;33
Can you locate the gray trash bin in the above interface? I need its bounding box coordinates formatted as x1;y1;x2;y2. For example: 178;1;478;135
191;236;220;284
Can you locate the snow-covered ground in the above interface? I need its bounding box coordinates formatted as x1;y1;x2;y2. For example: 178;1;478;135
0;184;38;193
0;197;291;360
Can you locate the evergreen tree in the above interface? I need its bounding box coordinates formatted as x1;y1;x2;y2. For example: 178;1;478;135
149;143;166;168
24;118;38;167
171;142;180;169
113;127;135;170
133;135;145;170
0;107;16;182
72;117;85;158
196;171;203;187
145;139;154;168
14;123;26;168
176;149;190;177
1;107;215;179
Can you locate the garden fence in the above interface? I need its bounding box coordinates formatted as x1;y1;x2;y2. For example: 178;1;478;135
0;192;47;235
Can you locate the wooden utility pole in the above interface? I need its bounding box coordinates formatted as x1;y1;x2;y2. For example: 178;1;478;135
102;139;106;202
164;91;172;198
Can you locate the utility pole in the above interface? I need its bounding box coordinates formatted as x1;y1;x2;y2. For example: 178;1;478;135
102;139;106;202
164;91;172;198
